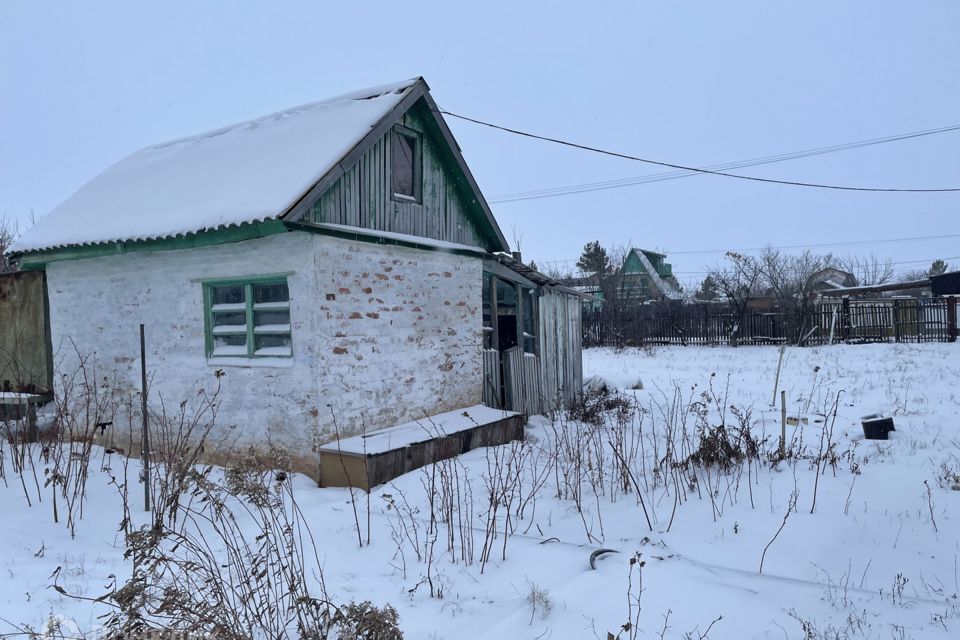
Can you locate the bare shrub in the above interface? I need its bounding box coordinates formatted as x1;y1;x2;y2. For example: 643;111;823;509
568;384;633;426
333;601;404;640
62;462;338;639
524;579;553;624
147;370;227;529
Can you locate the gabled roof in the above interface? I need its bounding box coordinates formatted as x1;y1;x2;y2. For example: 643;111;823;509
625;248;682;299
13;77;508;254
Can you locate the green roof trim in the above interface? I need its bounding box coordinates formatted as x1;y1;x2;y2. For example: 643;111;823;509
17;221;288;270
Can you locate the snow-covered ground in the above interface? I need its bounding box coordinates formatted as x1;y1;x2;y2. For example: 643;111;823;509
2;343;959;639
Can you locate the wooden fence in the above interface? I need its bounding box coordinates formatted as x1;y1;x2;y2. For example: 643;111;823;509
583;297;959;348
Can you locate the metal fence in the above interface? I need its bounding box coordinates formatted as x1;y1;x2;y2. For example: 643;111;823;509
583;297;959;348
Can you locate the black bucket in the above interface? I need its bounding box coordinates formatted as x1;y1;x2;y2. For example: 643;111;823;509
862;415;895;440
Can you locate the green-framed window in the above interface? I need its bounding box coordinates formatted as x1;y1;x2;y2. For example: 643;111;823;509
203;276;292;358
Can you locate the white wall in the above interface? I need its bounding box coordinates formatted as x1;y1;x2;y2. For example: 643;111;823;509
45;231;482;473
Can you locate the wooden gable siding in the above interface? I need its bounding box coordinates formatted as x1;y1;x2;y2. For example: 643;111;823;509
306;103;486;248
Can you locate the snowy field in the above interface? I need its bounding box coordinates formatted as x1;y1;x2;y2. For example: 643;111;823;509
2;343;960;639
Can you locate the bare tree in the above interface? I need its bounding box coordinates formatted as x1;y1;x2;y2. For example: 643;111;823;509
707;252;764;345
708;248;834;345
837;254;894;286
541;263;574;280
900;259;949;283
757;248;841;344
0;214;18;273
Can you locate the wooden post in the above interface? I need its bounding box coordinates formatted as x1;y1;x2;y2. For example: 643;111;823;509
827;305;837;346
948;296;958;343
841;298;851;342
140;324;151;512
893;299;902;343
26;399;37;442
771;344;786;407
780;390;787;458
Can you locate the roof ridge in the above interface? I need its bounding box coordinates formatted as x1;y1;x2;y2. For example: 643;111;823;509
146;78;420;153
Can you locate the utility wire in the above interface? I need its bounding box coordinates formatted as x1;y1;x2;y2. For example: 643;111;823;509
533;231;960;264
438;109;960;193
486;123;960;203
541;254;960;277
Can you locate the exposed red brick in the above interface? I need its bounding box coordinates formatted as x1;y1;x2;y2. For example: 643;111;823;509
375;273;389;281
333;346;348;355
348;312;363;319
438;361;454;372
393;275;404;281
366;312;380;319
338;287;351;294
442;272;452;278
411;306;422;312
362;287;373;294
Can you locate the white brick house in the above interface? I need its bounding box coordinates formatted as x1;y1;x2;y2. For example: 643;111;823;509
11;78;582;478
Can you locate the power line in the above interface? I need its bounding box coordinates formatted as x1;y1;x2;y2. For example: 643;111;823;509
438;109;960;193
534;231;960;264
667;232;960;256
485;123;960;203
540;254;960;278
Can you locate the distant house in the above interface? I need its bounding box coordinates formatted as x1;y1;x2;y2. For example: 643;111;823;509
8;78;582;483
618;248;682;302
808;267;858;293
560;248;682;311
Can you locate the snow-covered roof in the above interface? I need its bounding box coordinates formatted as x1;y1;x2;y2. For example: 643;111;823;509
12;79;420;253
630;248;682;300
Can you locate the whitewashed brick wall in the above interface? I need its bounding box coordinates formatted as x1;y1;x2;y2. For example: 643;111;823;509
46;231;483;474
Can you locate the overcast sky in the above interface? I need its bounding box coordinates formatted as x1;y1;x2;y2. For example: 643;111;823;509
2;1;958;287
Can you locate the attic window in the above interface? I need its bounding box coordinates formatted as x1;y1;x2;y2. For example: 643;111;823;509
204;277;292;359
391;125;421;202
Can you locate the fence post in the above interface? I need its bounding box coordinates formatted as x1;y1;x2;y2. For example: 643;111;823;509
841;298;851;342
948;296;958;343
893;299;902;343
141;324;151;513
